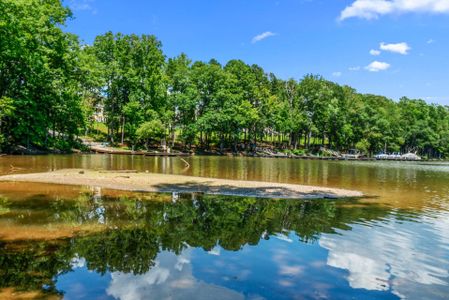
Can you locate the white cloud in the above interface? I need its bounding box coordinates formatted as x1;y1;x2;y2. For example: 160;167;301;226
332;71;343;77
251;31;276;44
370;49;381;56
427;39;435;44
69;0;97;13
349;66;361;71
380;42;411;55
339;0;449;20
365;61;391;72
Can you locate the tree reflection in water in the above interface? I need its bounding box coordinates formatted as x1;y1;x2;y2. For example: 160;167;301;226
0;190;392;297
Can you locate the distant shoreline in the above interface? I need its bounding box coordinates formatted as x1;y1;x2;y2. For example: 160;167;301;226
2;151;441;162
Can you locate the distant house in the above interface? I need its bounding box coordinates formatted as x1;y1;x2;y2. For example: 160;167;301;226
93;104;105;123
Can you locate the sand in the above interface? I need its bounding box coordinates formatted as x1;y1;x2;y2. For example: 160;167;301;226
0;169;363;199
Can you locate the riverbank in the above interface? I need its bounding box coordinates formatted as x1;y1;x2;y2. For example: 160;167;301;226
0;169;363;199
0;141;436;161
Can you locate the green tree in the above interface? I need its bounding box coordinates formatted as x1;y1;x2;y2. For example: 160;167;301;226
0;97;14;150
136;119;165;150
166;54;198;148
90;32;166;144
0;0;85;152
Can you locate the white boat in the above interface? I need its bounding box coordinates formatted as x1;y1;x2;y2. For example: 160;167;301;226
375;153;388;160
375;152;422;161
401;153;422;161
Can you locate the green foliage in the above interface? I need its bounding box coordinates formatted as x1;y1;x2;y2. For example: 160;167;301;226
0;0;448;157
0;0;85;152
88;32;167;144
123;100;145;146
0;197;10;215
356;139;370;153
0;97;14;150
136;119;165;149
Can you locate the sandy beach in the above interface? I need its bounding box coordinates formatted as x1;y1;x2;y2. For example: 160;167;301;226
0;169;363;199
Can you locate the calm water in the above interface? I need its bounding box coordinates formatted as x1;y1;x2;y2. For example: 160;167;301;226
1;155;449;299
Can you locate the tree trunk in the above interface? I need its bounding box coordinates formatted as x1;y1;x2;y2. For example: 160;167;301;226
307;131;311;149
171;124;175;148
121;116;125;144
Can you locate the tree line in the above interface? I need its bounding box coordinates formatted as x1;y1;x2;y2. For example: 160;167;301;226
1;0;448;157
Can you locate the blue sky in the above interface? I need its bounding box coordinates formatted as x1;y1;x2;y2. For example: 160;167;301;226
65;0;449;105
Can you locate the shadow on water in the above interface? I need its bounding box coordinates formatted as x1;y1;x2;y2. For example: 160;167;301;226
0;188;394;298
150;181;352;199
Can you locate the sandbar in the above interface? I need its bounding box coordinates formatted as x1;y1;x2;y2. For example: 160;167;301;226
0;169;364;199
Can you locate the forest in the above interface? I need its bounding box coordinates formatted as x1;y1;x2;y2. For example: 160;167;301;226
1;0;448;158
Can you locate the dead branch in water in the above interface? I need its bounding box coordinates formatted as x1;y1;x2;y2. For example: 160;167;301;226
9;165;25;173
180;157;190;168
180;157;191;172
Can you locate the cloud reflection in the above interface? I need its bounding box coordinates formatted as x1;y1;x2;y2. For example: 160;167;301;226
320;213;449;299
106;249;244;300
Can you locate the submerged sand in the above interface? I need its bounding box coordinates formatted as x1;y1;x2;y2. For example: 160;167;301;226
0;169;363;199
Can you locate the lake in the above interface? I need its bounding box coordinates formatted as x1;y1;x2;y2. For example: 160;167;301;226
1;155;449;299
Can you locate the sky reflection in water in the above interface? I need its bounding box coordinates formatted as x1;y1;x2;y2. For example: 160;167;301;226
57;211;449;300
0;189;447;299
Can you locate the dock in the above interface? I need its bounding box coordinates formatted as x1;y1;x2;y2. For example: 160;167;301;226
89;145;191;157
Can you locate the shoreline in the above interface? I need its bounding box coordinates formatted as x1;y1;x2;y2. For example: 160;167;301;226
1;151;439;162
0;169;364;199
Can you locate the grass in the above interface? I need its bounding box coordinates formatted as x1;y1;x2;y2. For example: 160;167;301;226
92;122;108;134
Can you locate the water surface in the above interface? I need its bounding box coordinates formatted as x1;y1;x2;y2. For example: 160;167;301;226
1;155;448;299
